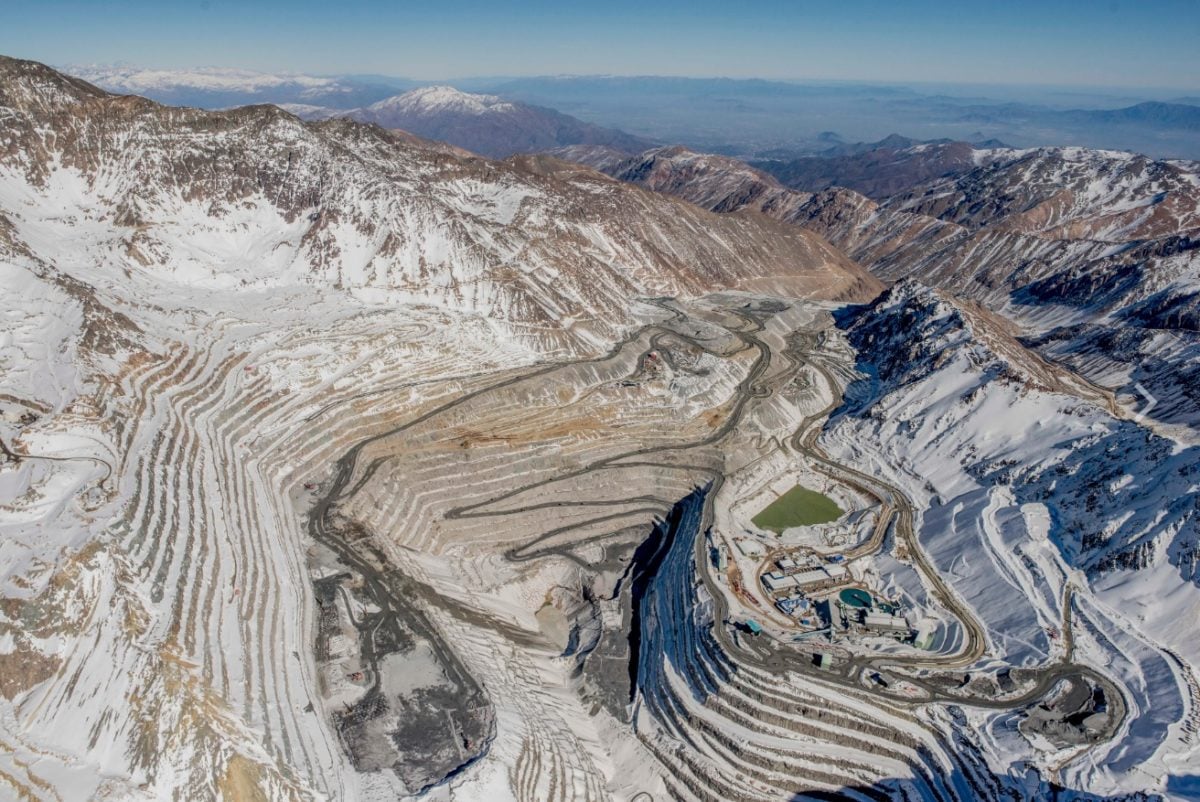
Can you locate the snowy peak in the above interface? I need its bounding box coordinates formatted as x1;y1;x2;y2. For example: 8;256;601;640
336;86;655;158
373;85;516;116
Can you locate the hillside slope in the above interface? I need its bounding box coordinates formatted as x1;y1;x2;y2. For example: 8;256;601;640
821;283;1200;797
562;142;1200;437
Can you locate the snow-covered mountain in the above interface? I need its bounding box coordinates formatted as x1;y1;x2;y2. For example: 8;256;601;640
63;65;654;159
368;85;519;117
563;142;1200;438
64;63;406;110
832;281;1200;579
845;147;1200;439
292;85;656;159
822;282;1200;795
0;57;875;351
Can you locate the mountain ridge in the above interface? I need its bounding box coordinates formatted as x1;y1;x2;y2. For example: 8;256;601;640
0;54;877;347
558;139;1200;437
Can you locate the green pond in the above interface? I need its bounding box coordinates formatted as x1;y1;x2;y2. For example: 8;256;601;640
752;484;843;534
839;588;873;608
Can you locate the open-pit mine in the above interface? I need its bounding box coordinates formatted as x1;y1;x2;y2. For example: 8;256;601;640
295;293;1132;800
2;56;1198;802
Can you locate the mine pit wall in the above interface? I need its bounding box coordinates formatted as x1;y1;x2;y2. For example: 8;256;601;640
631;484;732;728
626;486;1009;801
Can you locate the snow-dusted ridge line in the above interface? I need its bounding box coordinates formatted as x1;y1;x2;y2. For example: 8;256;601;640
64;64;343;93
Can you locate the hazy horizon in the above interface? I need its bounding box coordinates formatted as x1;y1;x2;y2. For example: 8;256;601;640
34;53;1200;160
43;62;1200;102
5;0;1199;90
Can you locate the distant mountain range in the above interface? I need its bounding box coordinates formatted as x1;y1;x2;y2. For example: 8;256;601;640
951;99;1200;135
477;75;1200;159
64;63;412;109
748;135;995;199
1057;99;1200;128
63;66;655;159
62;66;1200;159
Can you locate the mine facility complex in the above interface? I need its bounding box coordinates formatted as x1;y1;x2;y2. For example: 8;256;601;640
756;551;931;647
709;493;939;655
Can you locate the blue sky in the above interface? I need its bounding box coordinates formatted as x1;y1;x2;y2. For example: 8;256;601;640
3;0;1198;89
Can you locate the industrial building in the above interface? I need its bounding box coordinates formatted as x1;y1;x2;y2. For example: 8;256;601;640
794;563;848;591
762;572;798;592
762;562;848;595
863;612;909;636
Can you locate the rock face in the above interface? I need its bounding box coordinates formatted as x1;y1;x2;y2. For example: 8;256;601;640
561;141;1200;437
290;85;657;159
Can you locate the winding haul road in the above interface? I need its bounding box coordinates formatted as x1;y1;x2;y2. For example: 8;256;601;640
696;313;1120;726
307;294;1123;783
